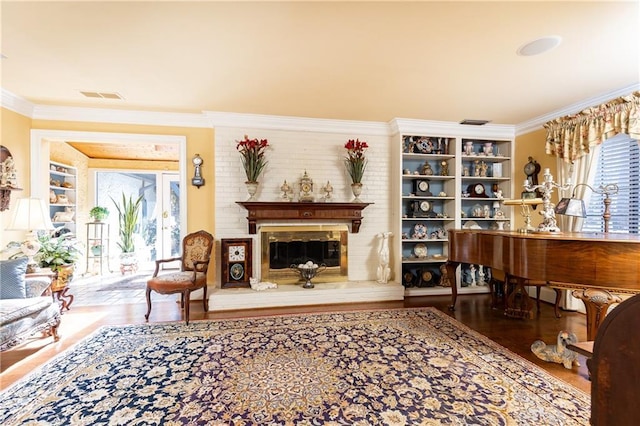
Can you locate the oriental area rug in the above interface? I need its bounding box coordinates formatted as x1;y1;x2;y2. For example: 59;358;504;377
0;308;590;425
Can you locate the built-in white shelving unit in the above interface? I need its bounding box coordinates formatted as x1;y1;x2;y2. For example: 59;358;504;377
48;161;77;234
394;124;514;297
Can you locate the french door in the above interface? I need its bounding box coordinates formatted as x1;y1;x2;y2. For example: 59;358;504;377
159;174;181;269
95;171;180;271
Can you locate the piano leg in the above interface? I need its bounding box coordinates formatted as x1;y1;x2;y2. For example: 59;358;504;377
446;261;459;310
572;289;623;341
505;276;536;319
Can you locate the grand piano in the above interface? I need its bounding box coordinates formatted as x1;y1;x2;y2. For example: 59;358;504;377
446;230;640;340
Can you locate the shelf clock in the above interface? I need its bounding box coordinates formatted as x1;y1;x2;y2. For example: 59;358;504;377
299;170;315;202
410;200;437;218
221;238;253;288
413;179;432;196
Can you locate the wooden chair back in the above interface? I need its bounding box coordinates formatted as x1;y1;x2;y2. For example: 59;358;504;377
181;230;214;272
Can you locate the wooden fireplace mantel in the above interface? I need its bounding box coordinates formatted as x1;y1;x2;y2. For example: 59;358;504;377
237;201;373;234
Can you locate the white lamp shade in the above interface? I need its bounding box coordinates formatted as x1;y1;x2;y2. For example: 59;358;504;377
7;198;54;231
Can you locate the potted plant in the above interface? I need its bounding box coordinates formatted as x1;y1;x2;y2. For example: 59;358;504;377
110;193;143;274
89;206;109;222
344;138;369;202
236;135;270;201
35;232;83;291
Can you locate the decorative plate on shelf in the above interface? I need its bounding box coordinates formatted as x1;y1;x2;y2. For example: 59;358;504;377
462;220;482;230
412;223;427;239
417;138;433;154
414;243;428;258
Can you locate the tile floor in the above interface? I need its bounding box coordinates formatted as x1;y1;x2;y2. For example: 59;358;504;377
68;269;178;306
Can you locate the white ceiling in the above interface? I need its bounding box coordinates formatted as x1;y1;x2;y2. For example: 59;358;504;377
1;1;639;126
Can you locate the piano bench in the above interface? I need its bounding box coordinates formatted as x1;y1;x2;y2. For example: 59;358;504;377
567;341;594;358
489;275;562;319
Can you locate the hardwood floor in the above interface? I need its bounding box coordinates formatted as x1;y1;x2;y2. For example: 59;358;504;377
0;294;591;394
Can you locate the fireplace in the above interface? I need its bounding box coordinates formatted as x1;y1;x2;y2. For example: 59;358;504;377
260;225;348;284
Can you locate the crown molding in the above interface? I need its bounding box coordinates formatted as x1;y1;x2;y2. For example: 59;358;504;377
4;85;638;137
31;105;210;128
1;88;35;117
515;83;640;136
204;111;391;136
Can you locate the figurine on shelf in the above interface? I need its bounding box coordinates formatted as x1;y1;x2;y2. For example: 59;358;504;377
464;141;474;156
469;264;477;286
439;264;451;287
0;146;18;188
478;265;486;285
321;181;333;202
480;161;488;177
474;159;481;176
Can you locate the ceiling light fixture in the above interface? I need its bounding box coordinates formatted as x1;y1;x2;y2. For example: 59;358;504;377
517;36;562;56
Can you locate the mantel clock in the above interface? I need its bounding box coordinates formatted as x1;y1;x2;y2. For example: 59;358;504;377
221;238;252;288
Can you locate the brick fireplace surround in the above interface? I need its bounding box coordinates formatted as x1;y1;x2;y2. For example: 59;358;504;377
209;125;404;311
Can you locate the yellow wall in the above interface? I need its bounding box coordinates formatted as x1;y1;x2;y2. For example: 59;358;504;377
513;128;554;230
2;109;216;278
31;119;216;238
1;108;33;248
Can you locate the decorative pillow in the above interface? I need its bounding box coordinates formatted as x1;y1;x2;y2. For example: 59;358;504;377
0;257;28;300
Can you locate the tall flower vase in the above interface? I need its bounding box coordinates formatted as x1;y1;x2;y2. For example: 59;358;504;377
351;182;363;203
245;181;259;201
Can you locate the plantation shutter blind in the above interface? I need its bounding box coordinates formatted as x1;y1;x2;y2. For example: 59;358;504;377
582;134;640;233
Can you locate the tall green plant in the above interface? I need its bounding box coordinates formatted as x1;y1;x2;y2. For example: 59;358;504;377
110;193;143;254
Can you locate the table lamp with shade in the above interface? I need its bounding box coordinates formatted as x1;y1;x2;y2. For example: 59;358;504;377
555;183;619;233
6;198;54;273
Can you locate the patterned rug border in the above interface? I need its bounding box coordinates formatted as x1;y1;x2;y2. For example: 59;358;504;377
0;307;590;425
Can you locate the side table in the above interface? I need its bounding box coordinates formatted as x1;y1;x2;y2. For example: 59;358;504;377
28;267;74;312
51;265;75;311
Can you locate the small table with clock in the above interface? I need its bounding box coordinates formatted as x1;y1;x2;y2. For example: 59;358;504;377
221;238;253;288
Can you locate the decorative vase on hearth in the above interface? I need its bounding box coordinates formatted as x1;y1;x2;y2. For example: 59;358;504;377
351;182;363;203
245;181;259;201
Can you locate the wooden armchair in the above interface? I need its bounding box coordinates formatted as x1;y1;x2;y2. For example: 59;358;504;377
589;293;640;425
145;230;214;325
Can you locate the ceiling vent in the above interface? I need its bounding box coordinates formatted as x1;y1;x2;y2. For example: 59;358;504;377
80;91;124;100
459;119;490;126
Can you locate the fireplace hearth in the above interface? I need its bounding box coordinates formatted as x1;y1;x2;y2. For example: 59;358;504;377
260;225;348;284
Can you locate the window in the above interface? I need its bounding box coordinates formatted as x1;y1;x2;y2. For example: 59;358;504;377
582;134;639;233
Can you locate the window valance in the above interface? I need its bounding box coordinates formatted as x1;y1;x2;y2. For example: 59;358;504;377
544;91;640;163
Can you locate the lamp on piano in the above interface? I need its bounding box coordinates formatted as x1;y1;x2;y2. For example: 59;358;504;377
555;183;619;233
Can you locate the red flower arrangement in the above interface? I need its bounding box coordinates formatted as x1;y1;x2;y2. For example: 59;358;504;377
344;139;369;183
236;135;269;182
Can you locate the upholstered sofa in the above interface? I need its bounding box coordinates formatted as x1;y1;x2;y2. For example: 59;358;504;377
0;258;61;351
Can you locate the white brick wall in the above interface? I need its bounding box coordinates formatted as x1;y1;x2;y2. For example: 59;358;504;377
215;126;395;287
